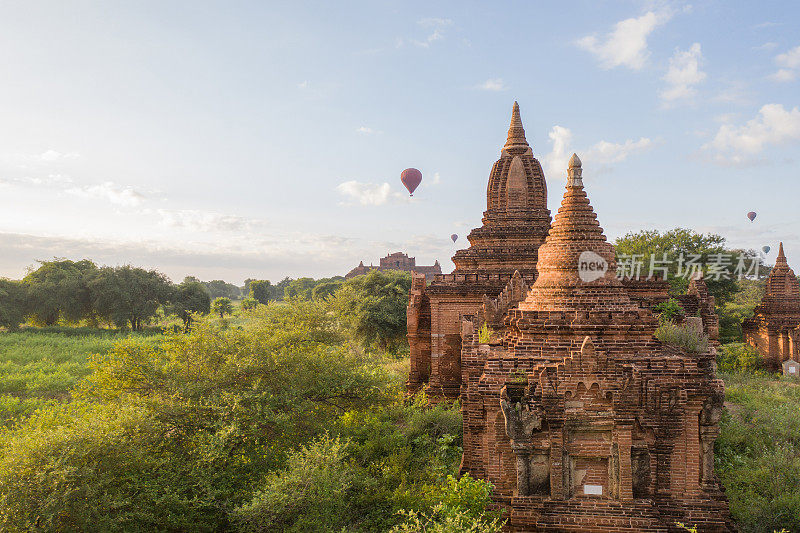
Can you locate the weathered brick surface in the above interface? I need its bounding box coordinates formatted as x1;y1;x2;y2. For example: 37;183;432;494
743;242;800;369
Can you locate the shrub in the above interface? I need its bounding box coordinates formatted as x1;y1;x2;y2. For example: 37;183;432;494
655;322;709;353
654;298;685;323
233;435;356;532
390;475;505;533
240;297;259;311
718;343;762;372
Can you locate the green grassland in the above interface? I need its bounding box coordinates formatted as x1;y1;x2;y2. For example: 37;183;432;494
0;328;163;426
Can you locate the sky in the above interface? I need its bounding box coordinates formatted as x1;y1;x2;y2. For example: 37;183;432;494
1;0;799;284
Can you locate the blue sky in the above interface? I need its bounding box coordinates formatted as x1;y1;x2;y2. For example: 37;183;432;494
1;0;799;283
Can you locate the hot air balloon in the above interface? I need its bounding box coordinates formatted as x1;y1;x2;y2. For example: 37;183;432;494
747;211;757;222
763;245;771;254
451;234;458;243
400;168;422;196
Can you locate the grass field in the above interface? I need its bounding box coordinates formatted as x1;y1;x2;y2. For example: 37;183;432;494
0;328;163;426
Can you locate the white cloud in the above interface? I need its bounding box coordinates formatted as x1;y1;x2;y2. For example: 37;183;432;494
66;181;145;207
356;126;375;134
705;104;800;165
38;150;79;162
576;10;671;70
770;69;796;82
477;78;505;91
770;46;800;82
409;18;453;48
542;126;573;178
542;125;652;177
430;172;442;185
157;209;261;233
297;80;309;89
660;43;706;102
754;42;778;51
336;180;405;206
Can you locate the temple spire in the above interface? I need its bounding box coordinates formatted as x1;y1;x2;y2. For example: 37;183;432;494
567;153;582;187
777;242;787;264
504;101;529;150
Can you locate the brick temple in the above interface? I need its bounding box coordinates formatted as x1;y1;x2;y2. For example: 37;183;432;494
345;251;441;280
407;102;552;398
743;242;800;369
407;104;734;531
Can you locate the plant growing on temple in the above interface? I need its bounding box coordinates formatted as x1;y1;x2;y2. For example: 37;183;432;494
654;298;685;323
211;297;233;318
478;323;493;344
655;322;709;353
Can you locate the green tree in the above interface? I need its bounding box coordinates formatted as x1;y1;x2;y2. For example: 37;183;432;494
169;281;211;332
614;228;753;305
284;277;317;300
23;259;98;325
0;279;26;330
330;270;412;350
248;279;273;305
273;277;293;301
204;280;241;299
211;297;233;318
240;297;259;311
89;266;173;330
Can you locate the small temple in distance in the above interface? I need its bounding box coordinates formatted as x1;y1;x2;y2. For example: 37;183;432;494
743;242;800;369
407;103;734;531
345;251;441;280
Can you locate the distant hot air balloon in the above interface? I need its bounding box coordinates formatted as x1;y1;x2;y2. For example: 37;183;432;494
400;168;422;196
747;211;757;222
763;245;771;254
451;234;458;243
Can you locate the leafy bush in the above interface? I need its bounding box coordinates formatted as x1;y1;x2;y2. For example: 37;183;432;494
654;298;685;323
329;270;412;351
233;435;356;532
239;296;259;311
718;343;762;372
655;321;709;352
390;475;504;533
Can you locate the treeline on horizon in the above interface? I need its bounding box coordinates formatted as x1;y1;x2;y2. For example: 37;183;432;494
0;259;348;333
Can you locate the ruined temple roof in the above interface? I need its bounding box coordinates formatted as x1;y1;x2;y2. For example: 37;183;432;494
518;153;637;312
447;102;551;279
758;241;800;314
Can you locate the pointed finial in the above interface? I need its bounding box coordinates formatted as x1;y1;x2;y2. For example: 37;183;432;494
504;101;528;149
777;242;787;264
567;153;583;187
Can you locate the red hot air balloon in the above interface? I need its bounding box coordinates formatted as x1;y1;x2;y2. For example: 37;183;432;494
401;168;422;196
451;234;458;243
747;211;757;222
